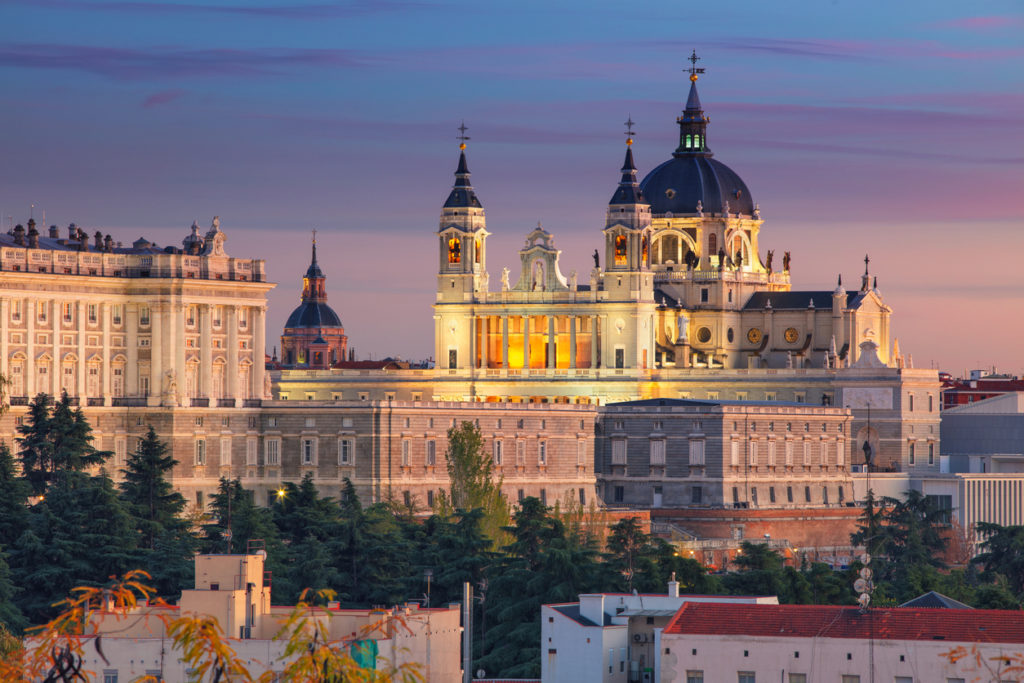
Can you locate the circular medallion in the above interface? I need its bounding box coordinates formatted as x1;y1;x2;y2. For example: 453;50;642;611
696;327;712;343
784;327;799;343
746;328;762;344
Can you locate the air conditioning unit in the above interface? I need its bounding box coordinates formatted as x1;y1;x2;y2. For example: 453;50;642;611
632;632;648;643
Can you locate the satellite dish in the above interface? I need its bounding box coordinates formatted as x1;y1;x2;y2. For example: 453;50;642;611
858;593;871;607
859;567;872;580
854;578;867;593
860;553;871;565
476;669;486;679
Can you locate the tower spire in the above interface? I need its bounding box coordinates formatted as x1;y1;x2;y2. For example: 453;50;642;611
675;50;711;157
862;254;871;292
444;121;482;209
609;116;645;206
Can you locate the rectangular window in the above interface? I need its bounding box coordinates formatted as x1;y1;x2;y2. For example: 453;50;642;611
103;671;118;683
195;439;206;466
803;442;811;466
928;443;935;465
787;486;794;503
62;302;73;322
579;488;586;505
426;440;436;466
87;304;97;324
265;438;280;466
494;440;503;466
401;440;410;466
302;438;316;466
577;440;585;466
427;489;434;507
748;441;757;466
730;440;739;466
613;486;624;503
139;306;150;326
448;348;457;369
538;441;547;466
517;440;526;465
767;441;776;467
339;438;352;466
540;488;546;505
686;673;704;683
112;304;122;325
837;441;845;466
650;439;666;466
689;440;705;466
894;677;912;683
805;486;811;503
769;487;776;503
612;439;627;465
614;348;624;369
37;301;47;323
114;437;127;467
11;300;21;322
909;442;916;465
691;486;702;504
785;441;793;466
788;675;806;683
221;437;231;465
246;438;258;466
929;395;934;412
840;677;860;683
738;674;755;683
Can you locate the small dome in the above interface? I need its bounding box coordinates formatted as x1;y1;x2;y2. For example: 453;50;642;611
284;301;342;329
639;156;754;216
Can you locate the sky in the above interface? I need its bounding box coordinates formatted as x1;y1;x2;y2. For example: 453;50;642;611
1;0;1022;375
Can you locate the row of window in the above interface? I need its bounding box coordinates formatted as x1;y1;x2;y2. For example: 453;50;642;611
688;675;953;683
7;302;252;329
193;437;354;468
734;484;845;506
907;442;936;466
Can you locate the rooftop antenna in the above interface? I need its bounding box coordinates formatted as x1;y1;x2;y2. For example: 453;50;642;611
457;121;470;150
30;203;34;220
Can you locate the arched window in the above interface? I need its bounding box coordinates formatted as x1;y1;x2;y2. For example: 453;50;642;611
707;233;717;258
447;236;461;264
614;234;628;266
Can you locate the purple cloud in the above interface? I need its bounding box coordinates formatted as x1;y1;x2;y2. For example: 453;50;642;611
0;43;377;81
930;15;1024;31
142;89;185;108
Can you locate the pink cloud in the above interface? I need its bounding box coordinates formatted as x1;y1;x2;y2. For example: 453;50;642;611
932;15;1024;31
142;88;185;108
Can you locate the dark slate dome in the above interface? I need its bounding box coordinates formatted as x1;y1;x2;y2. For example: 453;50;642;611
285;301;342;329
639;156;754;216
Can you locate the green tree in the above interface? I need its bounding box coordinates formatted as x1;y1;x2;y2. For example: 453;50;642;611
16;393;111;495
974;522;1024;596
437;421;510;545
0;443;29;550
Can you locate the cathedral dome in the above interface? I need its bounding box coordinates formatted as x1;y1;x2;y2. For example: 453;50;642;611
284;300;342;329
639;156;754;216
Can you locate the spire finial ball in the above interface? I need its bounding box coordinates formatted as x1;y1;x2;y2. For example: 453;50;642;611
626;138;633;146
459;142;466;151
690;73;698;82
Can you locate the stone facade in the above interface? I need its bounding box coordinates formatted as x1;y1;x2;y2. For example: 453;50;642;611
597;399;855;510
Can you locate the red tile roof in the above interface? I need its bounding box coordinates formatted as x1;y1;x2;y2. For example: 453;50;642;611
664;602;1024;644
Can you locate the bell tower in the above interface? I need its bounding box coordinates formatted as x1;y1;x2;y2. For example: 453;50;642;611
437;124;489;305
602;119;652;299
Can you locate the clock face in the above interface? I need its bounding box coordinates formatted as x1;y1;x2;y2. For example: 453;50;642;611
784;327;799;343
747;328;762;344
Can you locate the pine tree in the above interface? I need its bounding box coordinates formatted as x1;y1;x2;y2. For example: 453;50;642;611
119;427;188;550
0;442;29;550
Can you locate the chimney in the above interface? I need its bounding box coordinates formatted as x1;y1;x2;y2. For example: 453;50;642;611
27;223;39;249
667;572;679;598
104;234;113;252
49;225;59;238
579;594;605;626
94;231;103;250
68;223;76;240
13;225;25;246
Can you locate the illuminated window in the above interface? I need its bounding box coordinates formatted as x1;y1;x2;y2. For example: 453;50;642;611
447;236;461;264
614;234;628;265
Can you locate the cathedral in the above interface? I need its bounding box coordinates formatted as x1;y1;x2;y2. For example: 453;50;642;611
277;63;939;473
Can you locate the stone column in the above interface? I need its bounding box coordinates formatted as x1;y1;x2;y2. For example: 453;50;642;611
174;302;186;406
547;315;555;369
101;302;111;404
254;305;266;400
0;298;8;382
149;303;163;407
201;304;213;400
26;298;35;396
227;306;239;406
126;304;138;398
467;315;475;371
480;316;489;369
591;315;599;369
502;316;509;369
51;303;60;396
569;315;577;369
76;301;86;398
523;315;530;370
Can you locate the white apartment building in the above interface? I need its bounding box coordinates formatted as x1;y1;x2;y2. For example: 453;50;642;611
541;582;777;683
658;601;1024;682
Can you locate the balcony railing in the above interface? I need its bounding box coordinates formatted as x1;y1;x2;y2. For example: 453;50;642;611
191;398;210;407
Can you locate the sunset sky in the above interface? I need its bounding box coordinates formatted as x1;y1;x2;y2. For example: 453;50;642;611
1;0;1022;375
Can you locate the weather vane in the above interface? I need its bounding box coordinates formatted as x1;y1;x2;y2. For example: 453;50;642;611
624;116;635;145
686;49;705;81
457;121;470;150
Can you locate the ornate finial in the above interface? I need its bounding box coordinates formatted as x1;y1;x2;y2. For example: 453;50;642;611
624;115;635;146
686;49;705;82
457;121;470;151
864;253;870;275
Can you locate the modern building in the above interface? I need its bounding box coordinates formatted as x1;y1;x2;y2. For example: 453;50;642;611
540;582;777;683
274;63;942;474
941;371;1024;410
657;601;1024;682
85;553;462;682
